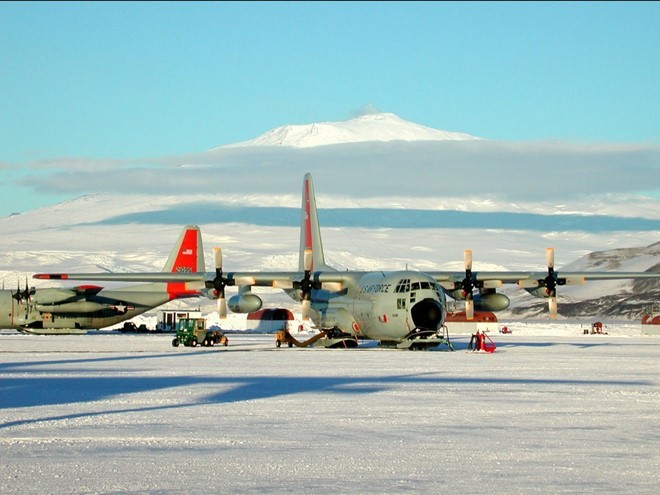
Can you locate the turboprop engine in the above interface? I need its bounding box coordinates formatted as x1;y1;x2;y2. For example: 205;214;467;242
447;289;510;311
227;292;263;314
473;292;510;311
35;301;111;314
31;288;78;305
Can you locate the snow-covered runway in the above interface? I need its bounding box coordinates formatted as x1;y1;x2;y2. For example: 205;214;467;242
1;325;658;494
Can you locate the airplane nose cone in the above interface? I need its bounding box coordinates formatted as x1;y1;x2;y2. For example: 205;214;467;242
411;298;444;331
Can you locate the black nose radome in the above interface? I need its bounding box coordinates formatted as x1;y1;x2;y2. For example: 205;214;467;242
411;298;444;330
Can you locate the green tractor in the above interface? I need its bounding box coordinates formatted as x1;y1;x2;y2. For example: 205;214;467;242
171;318;228;348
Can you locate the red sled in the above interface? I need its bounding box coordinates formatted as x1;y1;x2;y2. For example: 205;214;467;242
483;333;496;352
470;332;497;353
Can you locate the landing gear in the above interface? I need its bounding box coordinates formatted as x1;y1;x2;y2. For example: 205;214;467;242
394;326;454;351
316;327;358;348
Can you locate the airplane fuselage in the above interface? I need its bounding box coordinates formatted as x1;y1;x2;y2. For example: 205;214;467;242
302;270;447;343
0;287;181;334
16;224;204;335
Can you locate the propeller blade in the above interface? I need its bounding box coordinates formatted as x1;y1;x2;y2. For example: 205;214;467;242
213;247;223;271
12;280;21;302
465;299;474;320
210;246;229;315
548;296;558;318
303;249;313;272
218;297;227;319
297;249;314;320
543;248;559;317
13;278;31;303
24;276;32;301
302;299;311;321
460;249;475;315
463;251;474;321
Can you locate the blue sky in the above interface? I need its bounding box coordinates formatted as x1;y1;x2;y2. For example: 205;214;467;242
1;1;659;216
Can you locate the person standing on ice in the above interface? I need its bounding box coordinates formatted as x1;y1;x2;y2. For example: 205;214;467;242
474;330;484;351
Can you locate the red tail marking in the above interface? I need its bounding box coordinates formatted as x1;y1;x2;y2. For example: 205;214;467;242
167;228;199;299
172;229;199;272
304;178;313;270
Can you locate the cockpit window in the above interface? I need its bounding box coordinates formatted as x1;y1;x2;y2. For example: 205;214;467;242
395;279;411;293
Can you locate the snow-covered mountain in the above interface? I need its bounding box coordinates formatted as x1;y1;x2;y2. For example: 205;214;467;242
214;112;479;149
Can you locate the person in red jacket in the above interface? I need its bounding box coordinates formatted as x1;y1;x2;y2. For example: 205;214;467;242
476;330;485;351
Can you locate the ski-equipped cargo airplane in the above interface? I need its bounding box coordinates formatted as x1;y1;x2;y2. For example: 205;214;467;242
4;225;204;334
35;174;660;349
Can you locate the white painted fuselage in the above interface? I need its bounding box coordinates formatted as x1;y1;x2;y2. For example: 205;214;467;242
292;270;447;342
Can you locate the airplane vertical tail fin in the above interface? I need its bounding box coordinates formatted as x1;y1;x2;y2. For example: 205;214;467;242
299;173;330;271
162;225;205;298
162;225;205;273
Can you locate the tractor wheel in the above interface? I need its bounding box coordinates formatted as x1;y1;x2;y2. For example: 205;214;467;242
191;338;197;347
203;338;209;347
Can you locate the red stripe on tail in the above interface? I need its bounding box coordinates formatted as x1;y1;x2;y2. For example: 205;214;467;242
303;178;313;270
167;228;199;299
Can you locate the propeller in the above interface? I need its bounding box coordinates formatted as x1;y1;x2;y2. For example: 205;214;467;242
298;249;314;321
207;247;231;318
11;280;22;302
11;277;32;303
460;249;475;320
544;248;558;318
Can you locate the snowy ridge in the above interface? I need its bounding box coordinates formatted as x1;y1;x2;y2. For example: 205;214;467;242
215;112;479;149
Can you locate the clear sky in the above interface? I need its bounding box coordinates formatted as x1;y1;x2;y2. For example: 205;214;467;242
1;1;659;215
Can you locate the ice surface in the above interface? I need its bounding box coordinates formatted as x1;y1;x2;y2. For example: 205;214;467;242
0;321;658;495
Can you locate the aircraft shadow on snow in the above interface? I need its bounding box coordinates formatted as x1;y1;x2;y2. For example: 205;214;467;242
0;348;652;429
87;205;660;232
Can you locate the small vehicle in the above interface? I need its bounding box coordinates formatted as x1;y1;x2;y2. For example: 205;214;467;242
118;321;151;333
172;318;228;347
275;329;295;348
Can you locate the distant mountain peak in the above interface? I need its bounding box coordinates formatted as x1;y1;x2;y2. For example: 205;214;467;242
214;112;480;149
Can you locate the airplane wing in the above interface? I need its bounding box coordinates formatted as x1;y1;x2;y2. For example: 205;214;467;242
33;247;658;320
33;263;354;320
33;270;353;286
428;248;659;318
431;270;660;285
34;272;205;282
